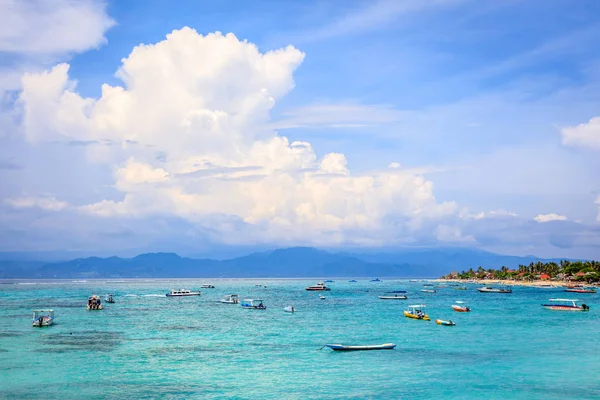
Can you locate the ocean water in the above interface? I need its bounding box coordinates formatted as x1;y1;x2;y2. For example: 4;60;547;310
1;279;599;399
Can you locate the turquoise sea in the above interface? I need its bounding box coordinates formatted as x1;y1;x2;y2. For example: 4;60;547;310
1;279;599;399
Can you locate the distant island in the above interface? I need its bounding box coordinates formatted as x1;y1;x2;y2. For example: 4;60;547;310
442;260;600;284
0;246;591;279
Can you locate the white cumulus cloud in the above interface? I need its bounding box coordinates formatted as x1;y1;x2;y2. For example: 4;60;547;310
15;28;459;246
534;213;568;223
5;196;69;211
561;117;600;150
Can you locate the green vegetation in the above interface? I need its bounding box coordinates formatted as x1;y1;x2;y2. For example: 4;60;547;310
443;260;600;283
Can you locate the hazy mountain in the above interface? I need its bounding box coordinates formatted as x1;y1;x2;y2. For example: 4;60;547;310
0;246;581;279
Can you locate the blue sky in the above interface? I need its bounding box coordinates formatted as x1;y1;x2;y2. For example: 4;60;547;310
1;0;600;258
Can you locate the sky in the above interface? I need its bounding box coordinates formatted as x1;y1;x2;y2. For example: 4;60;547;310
0;0;600;259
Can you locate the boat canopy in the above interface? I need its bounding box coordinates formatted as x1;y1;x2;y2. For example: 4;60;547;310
408;304;426;309
549;298;579;302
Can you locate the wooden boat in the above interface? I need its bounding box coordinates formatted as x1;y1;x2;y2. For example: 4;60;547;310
220;294;239;304
166;289;201;297
241;299;266;309
564;287;597;294
305;281;331;291
452;301;471;312
324;343;396;351
542;298;590;311
86;295;103;310
436;319;456;326
379;294;408;300
478;286;512;293
32;310;54;327
404;304;430;321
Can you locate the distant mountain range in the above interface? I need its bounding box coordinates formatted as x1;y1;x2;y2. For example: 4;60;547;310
0;247;576;279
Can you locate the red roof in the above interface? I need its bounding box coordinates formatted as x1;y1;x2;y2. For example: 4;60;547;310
576;272;585;277
539;274;551;280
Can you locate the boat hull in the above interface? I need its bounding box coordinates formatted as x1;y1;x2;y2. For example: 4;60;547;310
564;289;596;293
165;292;201;297
478;288;512;293
452;305;470;312
379;296;408;300
305;287;331;291
86;305;103;310
543;305;588;311
32;319;53;327
241;305;266;310
325;343;396;351
436;319;456;326
404;311;430;321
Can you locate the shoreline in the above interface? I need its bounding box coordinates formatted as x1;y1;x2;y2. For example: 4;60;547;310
439;278;594;288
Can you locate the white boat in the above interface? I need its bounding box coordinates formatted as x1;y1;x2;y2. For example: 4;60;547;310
284;306;296;313
32;310;54;327
220;294;239;304
324;343;396;351
452;301;471;312
241;299;266;309
421;289;436;293
542;298;590;311
305;281;331;291
105;294;115;303
86;294;103;310
201;284;215;289
319;295;326;300
165;289;201;297
379;294;408;300
478;286;512;293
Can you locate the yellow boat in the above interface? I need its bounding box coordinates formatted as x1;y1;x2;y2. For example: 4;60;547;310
404;304;430;321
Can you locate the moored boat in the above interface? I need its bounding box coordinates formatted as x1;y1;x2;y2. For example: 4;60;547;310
370;278;382;282
105;294;115;303
404;304;430;321
324;343;396;351
220;294;239;304
348;280;358;283
478;286;512;293
564;287;597;294
86;295;103;310
436;319;456;326
379;294;408;300
305;281;331;291
165;289;201;297
32;309;54;327
201;284;215;289
319;295;326;300
241;299;266;309
451;301;471;312
284;306;296;313
542;298;589;311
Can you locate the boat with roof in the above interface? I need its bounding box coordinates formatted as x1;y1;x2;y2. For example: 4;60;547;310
241;299;266;309
165;289;201;297
452;301;471;312
478;285;512;293
305;281;331;291
220;294;239;304
404;304;430;320
86;295;103;310
32;309;54;327
379;291;408;300
324;343;396;351
542;298;589;311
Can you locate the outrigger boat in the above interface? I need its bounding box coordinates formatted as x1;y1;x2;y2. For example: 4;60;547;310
220;294;239;304
436;319;456;326
305;281;331;291
105;294;115;303
324;343;396;351
478;286;512;293
452;301;471;312
165;289;201;297
241;299;266;310
542;298;590;311
379;291;408;300
404;304;430;321
32;310;54;327
86;295;103;310
564;287;597;294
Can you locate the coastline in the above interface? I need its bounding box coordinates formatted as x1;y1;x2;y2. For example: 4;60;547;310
438;278;593;288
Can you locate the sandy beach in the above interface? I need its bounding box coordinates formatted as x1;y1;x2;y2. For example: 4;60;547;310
438;279;591;288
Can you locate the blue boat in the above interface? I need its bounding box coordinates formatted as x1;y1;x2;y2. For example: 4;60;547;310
370;278;382;282
324;343;396;351
348;280;358;283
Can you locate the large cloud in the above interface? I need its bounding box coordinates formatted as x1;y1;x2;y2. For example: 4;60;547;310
13;28;458;246
561;117;600;150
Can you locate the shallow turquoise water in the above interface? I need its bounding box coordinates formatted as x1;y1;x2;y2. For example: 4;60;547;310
1;279;599;399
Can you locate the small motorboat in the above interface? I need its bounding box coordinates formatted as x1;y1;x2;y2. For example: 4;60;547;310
452;301;471;312
305;281;331;291
241;299;266;310
201;284;215;289
166;289;201;297
105;294;115;303
324;343;396;351
379;294;408;300
421;288;436;293
319;295;326;300
284;306;296;313
564;287;597;294
348;280;358;283
404;304;430;321
220;294;239;304
478;286;512;293
436;319;456;326
32;310;54;327
370;278;382;282
542;298;590;311
86;295;103;310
